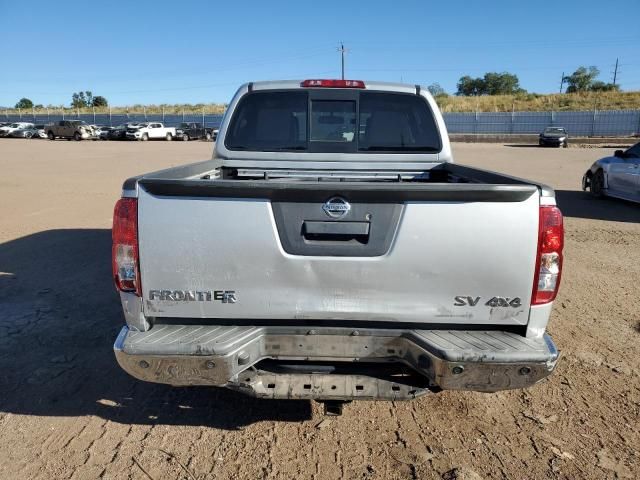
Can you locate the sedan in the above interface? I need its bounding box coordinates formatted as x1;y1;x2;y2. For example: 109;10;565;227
582;142;640;203
539;127;568;148
8;124;47;139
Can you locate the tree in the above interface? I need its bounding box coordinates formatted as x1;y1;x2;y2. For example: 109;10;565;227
427;83;447;97
590;81;620;92
92;96;108;107
482;72;523;95
563;67;599;93
456;76;485;96
15;98;34;109
456;72;524;96
71;91;94;108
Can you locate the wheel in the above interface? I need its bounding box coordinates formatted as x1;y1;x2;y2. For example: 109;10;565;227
590;170;605;197
141;133;149;141
182;134;190;141
47;131;55;140
205;132;212;141
25;131;33;139
74;132;81;141
165;133;172;141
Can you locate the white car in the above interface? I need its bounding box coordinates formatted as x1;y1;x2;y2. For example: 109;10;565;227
125;122;176;141
0;122;34;137
582;141;640;203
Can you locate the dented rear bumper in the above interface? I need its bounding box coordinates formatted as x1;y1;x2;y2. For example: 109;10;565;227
114;325;559;400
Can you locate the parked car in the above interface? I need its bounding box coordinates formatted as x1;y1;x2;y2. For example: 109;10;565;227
113;79;564;412
98;126;114;140
539;127;568;148
107;124;129;140
126;122;176;141
32;124;47;139
8;124;45;139
0;122;34;137
89;125;110;140
212;128;219;141
46;120;96;140
582;141;640;203
174;122;213;141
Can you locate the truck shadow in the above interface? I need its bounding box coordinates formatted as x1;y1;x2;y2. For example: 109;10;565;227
555;190;639;223
0;229;312;429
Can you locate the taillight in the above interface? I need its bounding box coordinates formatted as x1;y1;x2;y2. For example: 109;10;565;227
300;79;366;88
532;206;564;305
112;198;140;296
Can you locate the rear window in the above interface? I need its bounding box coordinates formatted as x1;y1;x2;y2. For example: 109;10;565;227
225;90;441;153
358;93;441;152
226;91;307;151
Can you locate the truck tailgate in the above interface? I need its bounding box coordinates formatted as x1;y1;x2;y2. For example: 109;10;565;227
137;182;539;327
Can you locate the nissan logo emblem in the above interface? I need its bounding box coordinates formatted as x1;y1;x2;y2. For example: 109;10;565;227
322;197;351;219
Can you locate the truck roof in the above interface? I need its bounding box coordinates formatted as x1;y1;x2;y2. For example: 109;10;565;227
246;79;421;95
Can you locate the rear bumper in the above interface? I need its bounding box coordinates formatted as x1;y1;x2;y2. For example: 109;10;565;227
114;325;559;400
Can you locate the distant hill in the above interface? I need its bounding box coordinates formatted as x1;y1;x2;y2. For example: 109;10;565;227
3;91;640;116
435;90;640;112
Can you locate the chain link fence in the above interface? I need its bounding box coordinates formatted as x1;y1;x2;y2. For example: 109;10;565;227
444;110;640;136
3;108;640;137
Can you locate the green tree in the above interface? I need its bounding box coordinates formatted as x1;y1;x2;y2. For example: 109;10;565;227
15;98;34;109
483;72;523;95
92;96;108;107
563;67;600;93
590;81;620;92
456;76;484;96
71;92;87;108
427;83;447;97
71;91;94;108
456;72;525;96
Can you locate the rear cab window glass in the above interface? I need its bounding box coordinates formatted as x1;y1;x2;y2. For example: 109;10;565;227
226;91;308;151
311;100;356;143
225;89;441;153
358;93;441;152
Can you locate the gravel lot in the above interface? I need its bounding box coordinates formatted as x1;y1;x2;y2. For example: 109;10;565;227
0;139;638;480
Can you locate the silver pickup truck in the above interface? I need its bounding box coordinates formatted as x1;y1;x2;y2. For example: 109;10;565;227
113;79;563;409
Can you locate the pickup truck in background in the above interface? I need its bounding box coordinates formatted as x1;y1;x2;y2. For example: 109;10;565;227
113;79;563;413
46;120;96;141
125;122;176;141
175;122;214;141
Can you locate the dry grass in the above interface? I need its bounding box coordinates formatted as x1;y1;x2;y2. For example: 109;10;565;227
4;91;640;115
435;91;640;112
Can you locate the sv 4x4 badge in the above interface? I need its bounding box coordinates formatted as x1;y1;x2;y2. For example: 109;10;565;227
454;296;522;308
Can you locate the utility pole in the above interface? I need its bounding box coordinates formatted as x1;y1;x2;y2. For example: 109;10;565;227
339;43;346;79
559;72;565;94
612;58;619;86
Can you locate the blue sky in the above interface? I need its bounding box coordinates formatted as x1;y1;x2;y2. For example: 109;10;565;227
1;0;639;107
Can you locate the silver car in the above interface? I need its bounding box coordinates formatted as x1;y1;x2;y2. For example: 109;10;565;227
582;142;640;203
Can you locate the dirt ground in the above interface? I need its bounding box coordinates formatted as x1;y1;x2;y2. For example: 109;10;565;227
0;139;638;480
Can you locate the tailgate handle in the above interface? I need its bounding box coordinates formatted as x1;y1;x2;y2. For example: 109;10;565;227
302;221;370;242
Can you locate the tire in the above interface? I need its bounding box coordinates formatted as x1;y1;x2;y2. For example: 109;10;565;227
182;134;190;141
25;132;33;139
205;132;212;141
590;170;605;197
74;132;81;141
141;133;149;142
165;133;172;141
47;131;55;140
